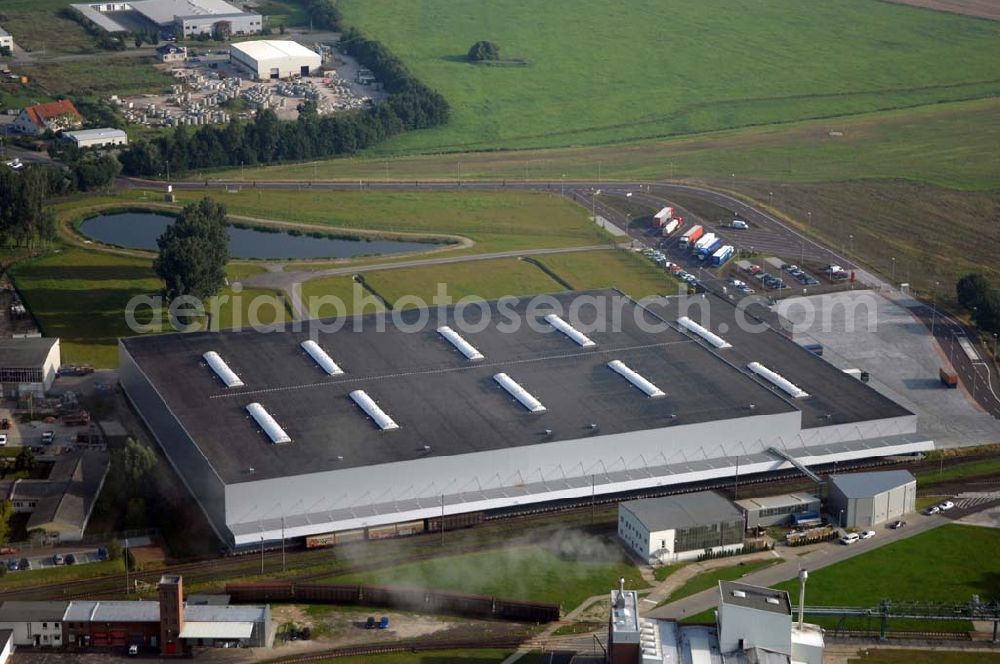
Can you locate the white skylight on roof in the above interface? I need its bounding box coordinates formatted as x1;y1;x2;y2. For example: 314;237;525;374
300;340;344;375
747;361;809;399
245;402;290;444
677;316;732;349
349;390;399;430
493;373;546;413
544;314;596;347
203;351;243;388
607;360;665;398
437;326;484;361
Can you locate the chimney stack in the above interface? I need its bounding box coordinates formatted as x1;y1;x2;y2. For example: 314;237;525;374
797;569;808;628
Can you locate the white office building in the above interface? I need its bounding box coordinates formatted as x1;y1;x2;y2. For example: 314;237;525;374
63;128;129;149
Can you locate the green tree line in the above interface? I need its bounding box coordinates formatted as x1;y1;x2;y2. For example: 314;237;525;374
0;165;58;248
118;28;448;176
956;273;1000;334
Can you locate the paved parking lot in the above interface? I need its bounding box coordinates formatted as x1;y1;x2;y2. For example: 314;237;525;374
777;290;1000;448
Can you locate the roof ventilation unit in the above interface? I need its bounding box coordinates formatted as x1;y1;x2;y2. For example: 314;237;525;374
607;360;665;398
493;373;546;413
677;316;732;349
245;402;291;444
300;339;344;375
732;589;747;599
747;361;810;399
349;390;399;430
544;314;596;347
203;351;244;388
436;326;484;361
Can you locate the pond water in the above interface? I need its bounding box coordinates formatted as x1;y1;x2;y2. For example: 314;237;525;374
79;212;440;260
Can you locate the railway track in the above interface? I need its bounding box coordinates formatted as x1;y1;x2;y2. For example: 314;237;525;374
830;630;973;641
259;636;527;662
1;452;995;602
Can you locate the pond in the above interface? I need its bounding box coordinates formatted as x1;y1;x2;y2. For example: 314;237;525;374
78;212;441;260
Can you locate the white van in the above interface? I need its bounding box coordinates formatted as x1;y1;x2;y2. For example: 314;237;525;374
840;533;860;545
732;220;749;229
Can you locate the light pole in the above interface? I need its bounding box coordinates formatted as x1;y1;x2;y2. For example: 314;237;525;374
848;233;854;256
768;191;773;208
561;173;566;196
625;213;631;248
839;509;844;529
993;333;998;360
807;211;811;229
891;257;896;284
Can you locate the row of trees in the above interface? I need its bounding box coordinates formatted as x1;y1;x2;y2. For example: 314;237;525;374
957;273;1000;334
119;30;448;176
299;0;344;30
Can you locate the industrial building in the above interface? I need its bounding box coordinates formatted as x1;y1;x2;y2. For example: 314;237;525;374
607;577;823;663
828;470;916;529
0;337;61;398
618;491;745;564
0;576;271;654
69;0;262;37
736;492;821;529
229;40;322;80
13;100;83;136
118;290;932;549
63;128;129;149
6;449;110;542
0;26;13;52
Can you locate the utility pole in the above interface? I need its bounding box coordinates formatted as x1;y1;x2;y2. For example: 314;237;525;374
932;282;940;336
733;456;740;500
260;531;264;575
281;516;286;572
440;494;445;546
590;474;595;524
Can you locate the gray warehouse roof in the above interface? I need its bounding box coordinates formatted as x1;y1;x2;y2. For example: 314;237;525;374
0;337;58;368
0;601;68;622
121;290;800;484
620;490;742;531
830;470;916;498
735;492;819;513
719;581;791;615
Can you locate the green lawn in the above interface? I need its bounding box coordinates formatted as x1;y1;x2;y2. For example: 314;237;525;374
217;97;1000;192
327;543;649;612
363;258;565;305
0;0;98;55
19;57;174;98
9;247;281;367
337;0;1000;154
536;249;680;300
915;457;1000;486
659;558;783;606
653;564;683;583
177;189;606;255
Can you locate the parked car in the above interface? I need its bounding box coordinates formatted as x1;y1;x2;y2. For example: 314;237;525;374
860;530;875;540
65;554;76;565
925;505;940;515
0;434;6;446
18;558;30;570
378;616;390;629
41;431;55;444
6;559;17;572
52;554;64;565
890;520;906;529
839;533;860;545
938;500;955;511
128;644;139;656
365;616;376;629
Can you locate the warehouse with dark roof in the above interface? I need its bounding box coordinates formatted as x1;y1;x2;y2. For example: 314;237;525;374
118;289;931;548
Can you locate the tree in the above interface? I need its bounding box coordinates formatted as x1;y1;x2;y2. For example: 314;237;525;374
957;273;992;311
971;290;1000;334
14;447;35;472
106;538;122;561
154;197;230;301
467;40;500;62
0;500;12;545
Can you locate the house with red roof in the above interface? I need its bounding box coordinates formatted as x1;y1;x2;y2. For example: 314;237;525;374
13;99;84;136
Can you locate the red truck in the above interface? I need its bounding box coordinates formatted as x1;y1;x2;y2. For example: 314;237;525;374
679;224;704;248
939;368;958;388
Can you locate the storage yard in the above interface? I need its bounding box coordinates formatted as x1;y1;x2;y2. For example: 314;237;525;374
113;43;382;126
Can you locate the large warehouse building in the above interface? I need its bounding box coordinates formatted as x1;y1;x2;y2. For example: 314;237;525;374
69;0;261;37
119;290;932;549
0;337;61;397
229;41;321;80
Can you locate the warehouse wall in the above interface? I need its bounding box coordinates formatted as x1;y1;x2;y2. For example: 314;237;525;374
119;344;230;543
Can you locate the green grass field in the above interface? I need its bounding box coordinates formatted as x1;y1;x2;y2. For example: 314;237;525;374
536;249;680;300
0;0;98;55
19;57;174;98
328;542;649;612
658;558;783;607
9;247;281;367
337;0;1000;154
773;524;998;630
363;258;565;305
176;189;606;255
915;457;1000;486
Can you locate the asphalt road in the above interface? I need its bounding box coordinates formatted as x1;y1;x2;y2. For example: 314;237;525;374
123;175;1000;415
